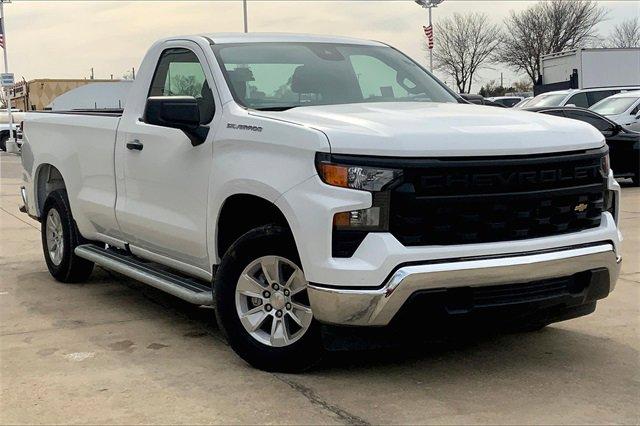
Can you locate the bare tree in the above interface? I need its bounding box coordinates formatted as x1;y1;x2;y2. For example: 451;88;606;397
512;79;533;93
431;12;501;94
608;17;640;48
495;0;607;84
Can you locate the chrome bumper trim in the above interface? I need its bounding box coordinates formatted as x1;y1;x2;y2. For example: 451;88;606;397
307;243;620;326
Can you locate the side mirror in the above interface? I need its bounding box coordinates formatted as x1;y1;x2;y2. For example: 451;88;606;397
607;123;623;135
143;96;208;146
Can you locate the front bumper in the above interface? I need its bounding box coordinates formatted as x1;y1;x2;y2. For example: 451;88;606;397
308;243;621;326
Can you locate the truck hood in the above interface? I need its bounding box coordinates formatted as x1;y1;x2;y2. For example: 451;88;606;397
251;102;605;157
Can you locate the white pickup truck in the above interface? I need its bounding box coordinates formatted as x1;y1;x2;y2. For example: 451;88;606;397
20;33;622;372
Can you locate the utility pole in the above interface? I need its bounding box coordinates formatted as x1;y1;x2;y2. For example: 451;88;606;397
0;0;16;153
90;67;94;80
132;67;135;80
500;72;503;88
243;0;248;33
415;0;444;72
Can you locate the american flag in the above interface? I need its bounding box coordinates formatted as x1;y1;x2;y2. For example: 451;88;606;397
0;18;4;49
423;25;434;50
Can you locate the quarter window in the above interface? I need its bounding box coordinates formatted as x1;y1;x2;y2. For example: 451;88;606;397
148;48;214;124
586;90;616;107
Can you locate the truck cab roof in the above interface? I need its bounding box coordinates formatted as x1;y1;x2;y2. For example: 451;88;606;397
166;32;385;46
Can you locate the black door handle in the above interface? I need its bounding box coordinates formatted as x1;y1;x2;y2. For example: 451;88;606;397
126;139;143;151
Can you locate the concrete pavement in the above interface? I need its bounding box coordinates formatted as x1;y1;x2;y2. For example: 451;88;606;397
1;152;638;424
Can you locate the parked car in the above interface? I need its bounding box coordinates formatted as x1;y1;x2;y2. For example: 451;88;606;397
459;93;506;107
513;97;533;108
0;108;24;151
20;33;622;372
589;90;640;132
486;96;524;107
527;87;640;109
525;106;639;185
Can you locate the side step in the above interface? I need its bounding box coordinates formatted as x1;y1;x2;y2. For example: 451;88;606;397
75;245;214;306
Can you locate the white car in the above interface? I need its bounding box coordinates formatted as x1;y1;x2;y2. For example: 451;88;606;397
590;90;640;132
527;87;640;109
19;33;622;372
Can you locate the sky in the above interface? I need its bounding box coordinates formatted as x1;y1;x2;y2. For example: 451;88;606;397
4;0;639;93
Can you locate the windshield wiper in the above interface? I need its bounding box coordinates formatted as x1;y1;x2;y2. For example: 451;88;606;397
253;106;299;112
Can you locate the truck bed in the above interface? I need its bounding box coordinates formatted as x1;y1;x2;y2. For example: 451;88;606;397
29;108;123;117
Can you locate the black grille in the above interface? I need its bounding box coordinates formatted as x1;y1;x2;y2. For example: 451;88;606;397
395;270;599;321
388;148;607;246
473;275;579;306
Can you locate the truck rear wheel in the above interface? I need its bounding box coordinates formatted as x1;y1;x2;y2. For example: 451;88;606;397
41;189;94;283
214;225;322;372
0;133;8;151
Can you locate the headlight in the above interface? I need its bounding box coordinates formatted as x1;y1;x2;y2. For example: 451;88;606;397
316;153;402;192
315;153;401;257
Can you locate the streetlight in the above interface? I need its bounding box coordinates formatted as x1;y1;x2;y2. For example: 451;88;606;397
243;0;248;33
414;0;444;72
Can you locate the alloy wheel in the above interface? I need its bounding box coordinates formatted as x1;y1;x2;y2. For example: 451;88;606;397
235;255;313;347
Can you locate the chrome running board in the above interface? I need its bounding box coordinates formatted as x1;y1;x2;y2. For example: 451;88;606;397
75;244;213;306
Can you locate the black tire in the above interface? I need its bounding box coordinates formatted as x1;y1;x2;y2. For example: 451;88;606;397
632;172;640;187
0;133;7;151
41;189;94;283
214;225;322;372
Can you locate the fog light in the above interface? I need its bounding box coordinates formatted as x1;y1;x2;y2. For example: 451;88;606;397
334;207;381;230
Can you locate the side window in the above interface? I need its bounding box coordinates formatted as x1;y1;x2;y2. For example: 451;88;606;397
565;110;611;132
566;92;589;108
586;90;615;107
630;102;640;115
148;48;214;124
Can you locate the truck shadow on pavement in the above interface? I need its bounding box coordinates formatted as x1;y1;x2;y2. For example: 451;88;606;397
82;266;637;378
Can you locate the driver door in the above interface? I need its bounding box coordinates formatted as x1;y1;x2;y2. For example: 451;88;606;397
115;43;218;278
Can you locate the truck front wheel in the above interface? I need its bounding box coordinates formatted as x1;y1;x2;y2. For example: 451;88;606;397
214;225;322;372
41;189;94;282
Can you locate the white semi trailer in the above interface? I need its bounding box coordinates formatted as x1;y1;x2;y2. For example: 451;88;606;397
539;48;640;91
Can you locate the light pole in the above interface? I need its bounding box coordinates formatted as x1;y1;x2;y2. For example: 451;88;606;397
414;0;444;72
243;0;248;33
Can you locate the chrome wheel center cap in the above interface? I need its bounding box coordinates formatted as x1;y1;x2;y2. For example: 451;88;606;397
272;292;286;310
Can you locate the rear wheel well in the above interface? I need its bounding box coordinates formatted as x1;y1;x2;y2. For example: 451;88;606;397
35;164;67;217
217;194;290;259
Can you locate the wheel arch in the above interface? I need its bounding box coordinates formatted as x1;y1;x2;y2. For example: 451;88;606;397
34;163;67;218
215;193;295;261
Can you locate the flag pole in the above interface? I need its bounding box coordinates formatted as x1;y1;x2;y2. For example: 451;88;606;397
428;6;433;72
0;0;15;152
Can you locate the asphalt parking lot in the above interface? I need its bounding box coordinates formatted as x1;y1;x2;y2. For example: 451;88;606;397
1;151;638;424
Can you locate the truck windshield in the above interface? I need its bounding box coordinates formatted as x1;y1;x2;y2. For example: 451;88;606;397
211;42;458;110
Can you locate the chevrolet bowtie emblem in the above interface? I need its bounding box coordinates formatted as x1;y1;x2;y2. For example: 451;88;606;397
574;203;588;212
